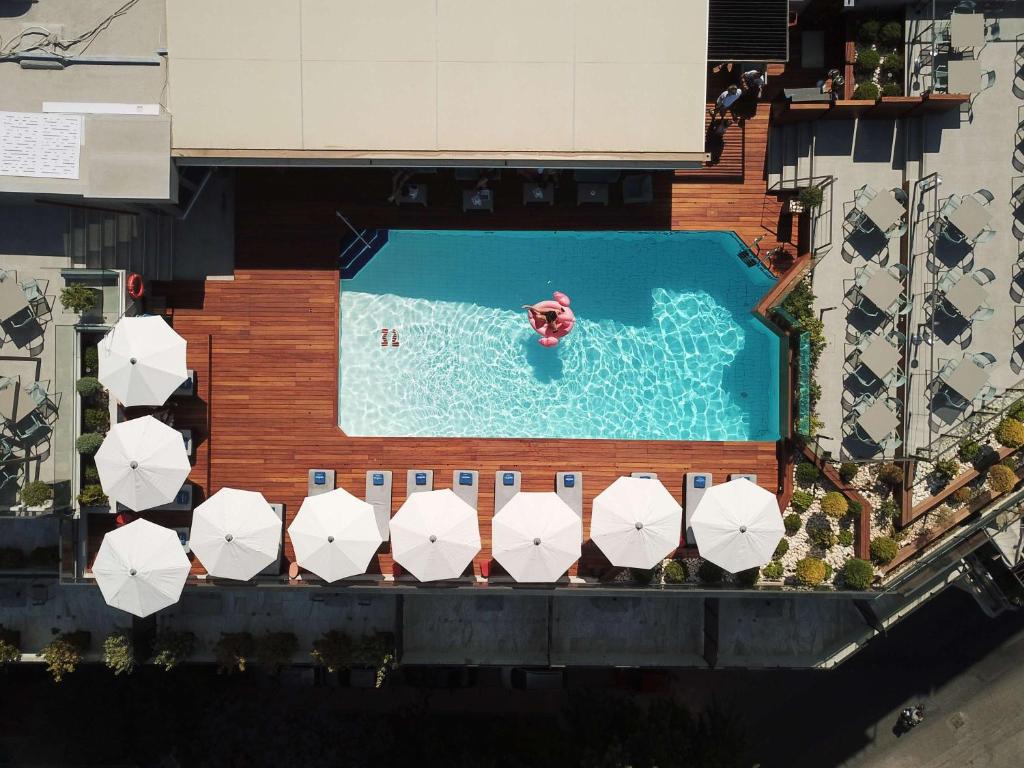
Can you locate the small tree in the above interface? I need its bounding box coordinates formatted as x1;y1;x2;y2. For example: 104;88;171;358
951;487;974;506
988;465;1017;495
77;484;108;507
798;185;824;210
151;630;196;672
254;632;298;671
795;463;819;487
858;19;880;44
877;463;904;488
809;523;836;550
933;458;960;485
958;439;981;463
41;632;88;683
856;48;881;74
19;481;53;508
59;284;96;315
838;529;854;547
103;629;135;676
838;463;858;483
662;560;687;584
994;418;1024;449
841;558;875;590
311;630;353;674
880;82;902;97
76;433;105;455
879;20;903;46
820;491;849;519
0;626;20;667
214;632;254;674
783;513;802;535
84;408;109;433
75;377;103;398
773;539;789;559
762;561;784;580
352;633;397;688
853;82;880;100
870;536;899;564
791;490;813;512
795;557;827;586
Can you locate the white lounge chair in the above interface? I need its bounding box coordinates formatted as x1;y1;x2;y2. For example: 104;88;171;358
495;470;521;512
556;472;583;542
406;469;433;496
365;470;392;541
452;470;478;510
684;473;712;546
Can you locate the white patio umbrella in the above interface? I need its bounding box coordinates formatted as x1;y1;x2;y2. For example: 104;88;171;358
288;488;383;582
98;315;187;407
690;478;784;573
190;488;280;580
591;476;683;570
94;416;191;512
492;492;581;582
390;489;480;582
93;519;190;618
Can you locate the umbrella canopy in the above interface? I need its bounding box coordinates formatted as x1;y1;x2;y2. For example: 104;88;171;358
591;476;682;569
390;489;480;582
98;315;187;407
288;488;383;582
94;416;191;512
690;478;784;573
93;518;190;618
492;492;581;582
190;488;280;580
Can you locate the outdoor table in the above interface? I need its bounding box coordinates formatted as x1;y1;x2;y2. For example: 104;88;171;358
950;13;985;50
462;188;493;211
860;269;903;314
0;276;30;323
942;272;989;319
946;58;982;94
523;182;554;205
940;358;989;402
946;195;992;242
577;183;609;205
0;377;36;425
397;183;426;206
856;398;899;444
859;334;901;380
861;190;905;235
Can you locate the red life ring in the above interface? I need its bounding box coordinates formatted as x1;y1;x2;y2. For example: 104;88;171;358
127;273;145;300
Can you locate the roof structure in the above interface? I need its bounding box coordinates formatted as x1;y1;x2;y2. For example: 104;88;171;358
166;0;710;167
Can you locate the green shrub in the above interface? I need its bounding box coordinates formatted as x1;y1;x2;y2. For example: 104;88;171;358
75;377;102;398
662;560;688;584
799;185;824;210
795;557;827;586
838;463;858;483
762;561;784;580
809;523;837;550
951;486;974;506
879;498;899;525
858;19;880;44
59;284;96;315
994;418;1024;449
83;346;98;375
0;627;20;666
848;500;863;517
880;82;902;97
823;562;834;582
988;464;1017;495
877;463;904;488
1008;398;1024;422
19;481;53;508
881;53;904;75
773;539;789;559
151;630;195;672
870;536;898;564
83;464;100;484
41;633;88;683
784;513;802;535
697;560;724;584
933;458;960;485
791;489;814;513
76;432;104;455
853;82;880;100
103;630;135;676
214;632;254;674
842;558;875;589
735;567;760;587
879;20;903;46
83;408;109;433
311;630;353;673
255;632;298;670
856;48;881;73
795;462;820;487
958;440;981;463
838;529;854;547
821;491;849;518
77;484;108;507
0;548;25;569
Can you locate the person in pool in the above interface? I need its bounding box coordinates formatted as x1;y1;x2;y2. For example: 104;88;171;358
522;303;564;333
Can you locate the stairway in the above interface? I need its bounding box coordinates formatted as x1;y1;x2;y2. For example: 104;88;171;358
338;228;388;279
766;120;814;192
64;207;174;281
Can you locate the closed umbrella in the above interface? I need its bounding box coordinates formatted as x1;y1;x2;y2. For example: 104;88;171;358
98;315;187;407
190;488;280;580
94;416;190;512
591;476;682;569
288;488;383;582
391;489;480;582
492;492;580;582
93;519;190;618
690;478;784;573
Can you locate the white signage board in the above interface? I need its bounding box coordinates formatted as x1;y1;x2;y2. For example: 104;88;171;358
0;111;83;179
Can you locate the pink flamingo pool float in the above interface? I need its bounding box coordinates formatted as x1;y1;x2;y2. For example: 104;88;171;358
526;291;575;347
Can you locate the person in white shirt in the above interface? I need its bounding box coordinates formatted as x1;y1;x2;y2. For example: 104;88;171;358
741;69;765;98
715;85;742;117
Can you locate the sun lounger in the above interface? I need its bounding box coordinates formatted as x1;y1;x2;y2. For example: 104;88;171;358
631;472;658;479
258;503;285;578
171;370;196;398
365;470;392;541
407;469;433;496
728;474;757;484
684;473;712;546
453;470;479;509
307;469;335;497
495;470;521;512
556;471;584;541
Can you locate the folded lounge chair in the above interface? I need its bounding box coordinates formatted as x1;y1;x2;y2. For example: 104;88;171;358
406;469;433;496
495;470;521;512
365;470;392;541
308;469;335;497
556;471;584;542
453;470;479;510
684;473;712;546
631;472;658;479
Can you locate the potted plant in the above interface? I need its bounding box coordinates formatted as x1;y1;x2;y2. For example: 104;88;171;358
19;481;53;514
59;283;100;322
151;630;196;672
214;632;254;674
798;185;824;211
102;629;135;676
41;631;90;683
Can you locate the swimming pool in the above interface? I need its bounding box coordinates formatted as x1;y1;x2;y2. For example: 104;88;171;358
339;230;780;441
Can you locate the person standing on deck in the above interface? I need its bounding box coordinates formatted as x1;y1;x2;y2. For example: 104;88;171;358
715;85;742;119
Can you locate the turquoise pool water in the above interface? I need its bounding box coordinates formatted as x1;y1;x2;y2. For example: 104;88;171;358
339;230;779;441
